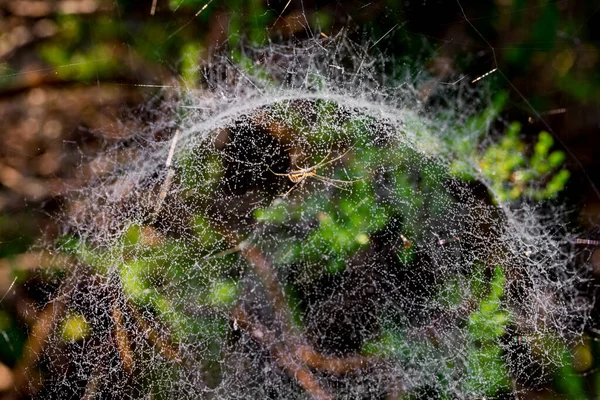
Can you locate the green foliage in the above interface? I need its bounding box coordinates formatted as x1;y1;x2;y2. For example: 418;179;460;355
57;220;236;346
0;310;26;365
207;280;239;306
256;173;389;274
57;235;114;274
452;108;570;203
468;267;509;342
253;112;449;276
0;214;38;258
361;327;412;361
60;313;91;342
465;266;511;395
465;344;510;396
363;267;513;398
180;42;202;85
37;15;122;81
478;123;570;202
554;348;587;400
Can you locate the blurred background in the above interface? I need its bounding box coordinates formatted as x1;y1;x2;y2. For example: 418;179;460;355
1;0;600;397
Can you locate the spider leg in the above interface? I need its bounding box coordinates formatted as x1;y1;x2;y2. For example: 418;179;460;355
314;144;333;167
312;143;356;170
312;175;352;191
315;174;363;184
280;179;303;197
293;147;331;173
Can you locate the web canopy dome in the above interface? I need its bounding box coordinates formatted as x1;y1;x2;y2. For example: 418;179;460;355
45;38;591;399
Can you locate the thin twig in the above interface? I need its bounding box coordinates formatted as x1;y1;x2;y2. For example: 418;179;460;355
167;0;216;40
152;129;180;218
270;0;292;30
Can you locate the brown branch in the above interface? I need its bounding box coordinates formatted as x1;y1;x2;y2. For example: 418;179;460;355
11;302;61;394
232;304;374;374
11;276;76;396
210;221;297;338
235;240;376;373
210;215;383;395
294;345;373;375
239;243;296;337
211;229;338;398
111;305;135;374
127;300;182;363
232;306;333;400
272;349;334;400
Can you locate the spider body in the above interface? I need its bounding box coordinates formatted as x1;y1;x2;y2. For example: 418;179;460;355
266;145;360;197
288;168;317;183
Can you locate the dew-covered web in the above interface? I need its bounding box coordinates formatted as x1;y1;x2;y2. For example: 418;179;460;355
16;7;597;400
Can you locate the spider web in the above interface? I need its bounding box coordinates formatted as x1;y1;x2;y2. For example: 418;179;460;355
26;33;594;399
1;1;599;399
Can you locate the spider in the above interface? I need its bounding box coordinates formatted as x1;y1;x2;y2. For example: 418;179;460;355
266;145;361;197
